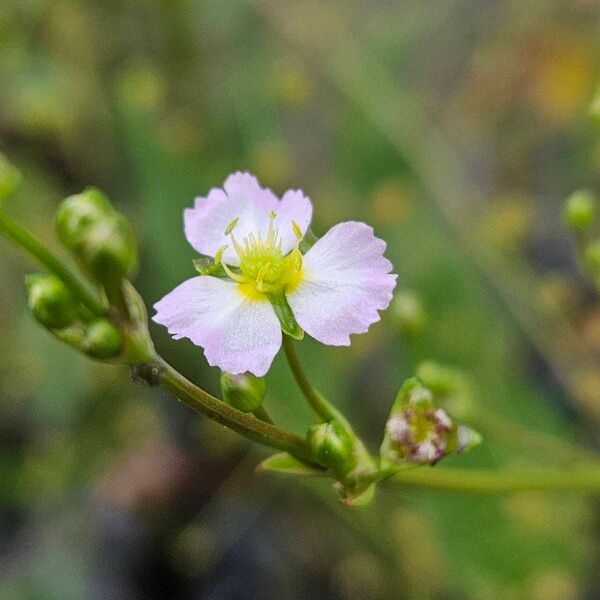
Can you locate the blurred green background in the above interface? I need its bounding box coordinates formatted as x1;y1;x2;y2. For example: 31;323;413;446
1;1;600;598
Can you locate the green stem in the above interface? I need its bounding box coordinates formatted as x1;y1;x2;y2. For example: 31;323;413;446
0;211;106;315
388;465;600;494
282;335;343;423
153;356;316;463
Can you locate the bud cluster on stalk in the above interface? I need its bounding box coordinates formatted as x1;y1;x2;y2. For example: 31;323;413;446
23;186;153;363
380;377;481;468
55;187;138;285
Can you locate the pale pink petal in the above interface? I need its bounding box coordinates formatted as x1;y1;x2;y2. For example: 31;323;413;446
274;189;313;254
184;172;312;265
287;221;396;345
153;276;282;376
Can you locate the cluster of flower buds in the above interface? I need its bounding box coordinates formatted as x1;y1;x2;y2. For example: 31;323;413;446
563;190;600;290
55;187;138;286
25;271;125;360
22;185;154;364
380;377;481;467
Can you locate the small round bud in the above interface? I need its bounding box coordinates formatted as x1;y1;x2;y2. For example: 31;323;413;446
220;372;266;412
82;319;123;359
77;214;138;284
391;290;426;335
307;420;354;469
584;240;600;276
563;190;596;230
25;274;78;329
55;187;113;251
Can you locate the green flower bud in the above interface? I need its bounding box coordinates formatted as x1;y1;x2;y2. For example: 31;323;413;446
82;319;123;359
391;290;426;335
25;274;78;329
584;240;600;276
563;190;596;230
0;154;22;203
55;187;113;251
220;372;266;412
77;214;138;284
307;420;354;469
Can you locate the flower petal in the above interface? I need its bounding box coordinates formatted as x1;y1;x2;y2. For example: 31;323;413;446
274;189;313;254
153;276;282;376
287;221;396;345
184;172;312;265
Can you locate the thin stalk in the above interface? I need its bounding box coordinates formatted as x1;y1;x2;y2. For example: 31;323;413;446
282;335;343;423
0;211;106;315
388;465;600;494
154;355;316;463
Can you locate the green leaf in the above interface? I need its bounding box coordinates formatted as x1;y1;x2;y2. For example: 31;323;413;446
256;452;327;477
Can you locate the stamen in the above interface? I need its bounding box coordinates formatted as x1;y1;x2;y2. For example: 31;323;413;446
221;261;246;283
224;218;239;236
266;211;277;244
214;244;228;264
229;231;245;258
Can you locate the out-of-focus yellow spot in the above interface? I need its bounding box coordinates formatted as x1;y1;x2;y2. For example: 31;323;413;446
528;41;594;124
116;61;166;113
478;194;533;251
531;570;580;600
369;178;412;225
276;60;313;107
250;140;293;189
503;492;551;529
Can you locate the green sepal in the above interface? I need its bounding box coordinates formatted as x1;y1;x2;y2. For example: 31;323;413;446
267;291;304;340
193;257;229;279
256;452;327;477
121;280;156;364
389;377;432;414
299;228;318;253
221;372;266;412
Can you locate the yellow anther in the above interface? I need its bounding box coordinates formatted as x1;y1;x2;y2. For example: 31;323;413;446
224;217;239;236
268;211;277;220
292;220;303;240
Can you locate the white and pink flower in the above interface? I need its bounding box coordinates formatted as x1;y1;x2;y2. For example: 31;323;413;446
153;172;396;376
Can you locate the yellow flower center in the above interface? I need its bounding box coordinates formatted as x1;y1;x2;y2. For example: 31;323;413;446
219;212;303;299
